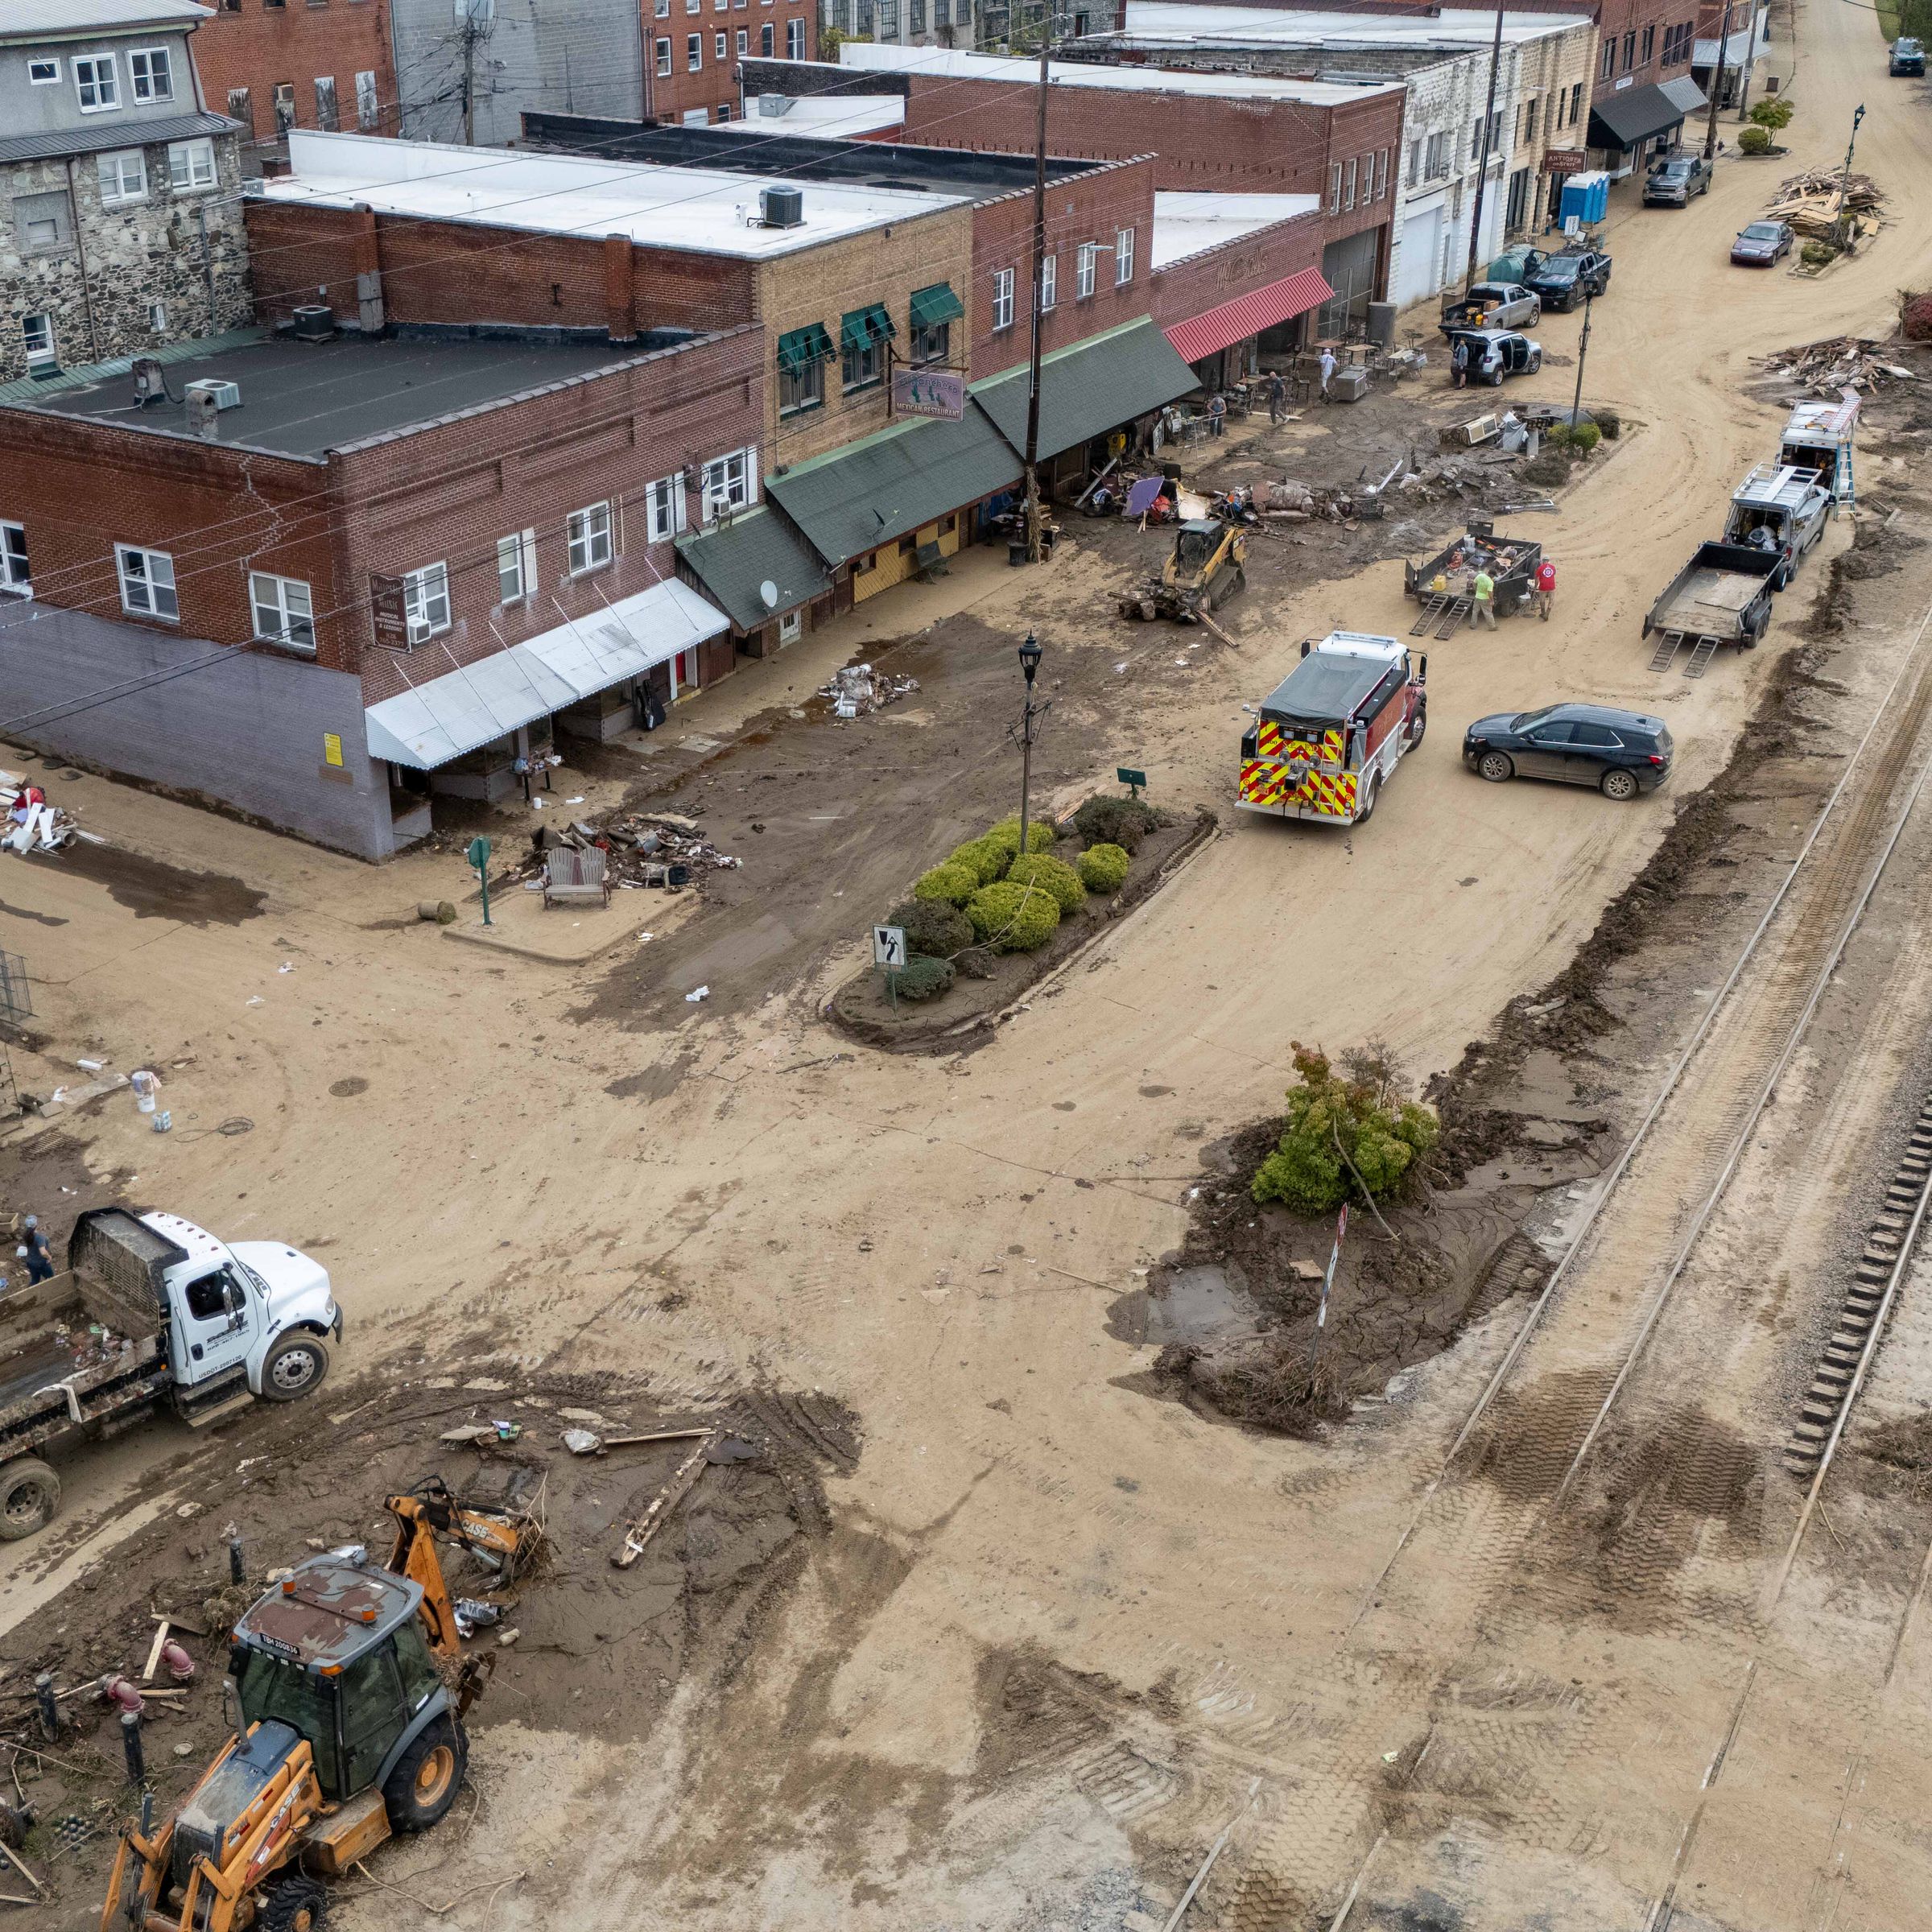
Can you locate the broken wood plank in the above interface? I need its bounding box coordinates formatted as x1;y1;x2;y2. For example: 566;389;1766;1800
611;1435;714;1569
599;1427;713;1450
154;1610;209;1639
0;1836;43;1896
142;1621;170;1683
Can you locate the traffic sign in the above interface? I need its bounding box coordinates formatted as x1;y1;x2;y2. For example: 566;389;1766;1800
1117;766;1147;798
873;924;906;968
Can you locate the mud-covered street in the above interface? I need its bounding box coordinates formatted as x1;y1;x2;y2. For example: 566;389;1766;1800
10;6;1932;1930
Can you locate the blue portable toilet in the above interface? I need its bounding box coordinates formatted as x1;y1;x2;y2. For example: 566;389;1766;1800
1559;171;1610;227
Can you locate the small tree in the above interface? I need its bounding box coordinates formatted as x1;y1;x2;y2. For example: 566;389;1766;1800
1749;96;1794;132
1250;1042;1439;1216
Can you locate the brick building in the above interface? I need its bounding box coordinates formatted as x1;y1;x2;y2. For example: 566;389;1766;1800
776;45;1405;334
1;0;252;382
188;0;397;151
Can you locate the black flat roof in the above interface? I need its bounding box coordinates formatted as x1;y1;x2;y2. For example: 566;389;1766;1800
18;330;665;460
522;110;1103;200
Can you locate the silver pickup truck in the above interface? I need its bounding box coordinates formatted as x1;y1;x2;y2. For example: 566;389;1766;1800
1439;282;1542;333
1723;462;1833;590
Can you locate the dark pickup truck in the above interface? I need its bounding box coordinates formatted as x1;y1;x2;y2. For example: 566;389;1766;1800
1521;248;1612;312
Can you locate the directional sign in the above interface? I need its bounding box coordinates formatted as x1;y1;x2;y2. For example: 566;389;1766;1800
873;924;906;969
1117;766;1147;798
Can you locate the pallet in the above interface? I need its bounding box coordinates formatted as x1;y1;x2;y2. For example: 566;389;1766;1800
1647;630;1686;673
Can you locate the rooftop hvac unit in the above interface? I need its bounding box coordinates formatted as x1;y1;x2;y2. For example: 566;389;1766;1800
184;378;242;411
760;185;804;229
757;93;794;117
131;357;168;404
291;304;336;341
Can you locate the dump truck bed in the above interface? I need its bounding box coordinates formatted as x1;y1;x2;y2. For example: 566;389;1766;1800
1646;543;1779;642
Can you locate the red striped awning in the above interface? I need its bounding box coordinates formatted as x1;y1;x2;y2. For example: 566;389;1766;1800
1164;266;1336;365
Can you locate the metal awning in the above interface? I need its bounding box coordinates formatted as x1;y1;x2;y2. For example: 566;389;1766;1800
909;282;964;330
971;317;1199;463
776;322;832;374
1587;78;1703;151
840;303;895;352
1164;266;1335;364
365;578;729;769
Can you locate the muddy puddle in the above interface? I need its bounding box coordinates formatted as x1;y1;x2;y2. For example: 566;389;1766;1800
1108;1262;1265;1348
46;841;265;926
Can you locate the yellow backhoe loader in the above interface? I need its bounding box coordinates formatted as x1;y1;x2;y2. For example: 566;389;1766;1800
101;1480;539;1932
1118;517;1249;623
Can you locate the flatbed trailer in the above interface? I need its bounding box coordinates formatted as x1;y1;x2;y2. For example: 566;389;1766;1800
1402;522;1542;638
1644;541;1780;675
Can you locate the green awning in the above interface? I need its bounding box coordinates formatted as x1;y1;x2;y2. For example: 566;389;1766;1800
972;317;1199;464
775;323;832;377
908;283;964;331
840;303;896;353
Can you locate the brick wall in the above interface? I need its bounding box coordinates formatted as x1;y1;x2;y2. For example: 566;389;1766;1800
1145;207;1322;332
646;0;816;126
191;0;398;142
965;156;1156;380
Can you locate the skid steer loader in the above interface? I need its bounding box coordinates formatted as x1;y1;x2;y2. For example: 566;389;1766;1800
100;1480;539;1932
1119;518;1249;624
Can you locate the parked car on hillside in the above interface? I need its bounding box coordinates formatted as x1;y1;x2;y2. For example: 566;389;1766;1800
1644;154;1712;205
1891;35;1926;73
1732;220;1794;266
1463;704;1674;799
1521;248;1612;311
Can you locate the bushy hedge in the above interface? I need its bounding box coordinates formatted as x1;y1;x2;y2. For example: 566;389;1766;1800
1005;852;1088;915
950;836;1011;886
1077;842;1131;894
987;815;1058;858
1738;124;1771;155
914;861;980;906
889;898;972;959
1072;795;1165;852
1801;237;1839;267
1250;1042;1439;1216
967;880;1060;952
893;955;955;1001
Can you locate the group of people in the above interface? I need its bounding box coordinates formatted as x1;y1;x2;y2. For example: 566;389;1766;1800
1437;540;1558;628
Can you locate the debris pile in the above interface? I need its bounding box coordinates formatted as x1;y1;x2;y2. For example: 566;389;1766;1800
1766;168;1884;239
819;662;919;719
1755;335;1918;395
0;770;90;855
514;809;741;892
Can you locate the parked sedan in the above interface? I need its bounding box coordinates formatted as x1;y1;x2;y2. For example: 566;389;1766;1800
1463;704;1674;799
1891;35;1926;73
1732;219;1794;266
1644;154;1712;206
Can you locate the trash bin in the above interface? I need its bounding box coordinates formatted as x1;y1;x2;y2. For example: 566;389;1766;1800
1009;539;1028;566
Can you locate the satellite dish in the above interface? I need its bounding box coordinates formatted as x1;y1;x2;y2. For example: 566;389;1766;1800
759;580;779;611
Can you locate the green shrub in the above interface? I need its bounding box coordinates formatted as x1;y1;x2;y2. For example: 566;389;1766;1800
1749;95;1794;131
888;898;972;959
955;944;997;980
1801;237;1839;267
986;815;1058;858
950;836;1010;886
1072;795;1164;853
1077;842;1132;894
967;880;1061;952
1590;407;1620;440
914;861;980;906
1567;421;1601;456
1005;852;1088;915
1249;1043;1439;1216
1737;124;1771;155
892;955;954;1001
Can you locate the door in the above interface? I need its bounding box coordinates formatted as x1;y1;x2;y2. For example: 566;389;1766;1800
1517;720;1575;778
339;1647;407;1797
1319;229;1381;337
174;1264;256;1386
1397;204;1443;308
1505;167;1530;233
1566;720;1624;785
668;647;700;700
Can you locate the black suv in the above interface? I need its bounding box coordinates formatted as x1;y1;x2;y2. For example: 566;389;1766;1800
1892;36;1926;72
1462;704;1674;799
1522;249;1612;312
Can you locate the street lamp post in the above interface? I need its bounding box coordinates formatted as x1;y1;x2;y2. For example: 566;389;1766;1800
1017;633;1046;844
1833;102;1867;248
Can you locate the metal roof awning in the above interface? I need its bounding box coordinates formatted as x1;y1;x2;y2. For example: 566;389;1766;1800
971;317;1199;463
776;322;832;374
0;107;237;165
1164;266;1335;365
766;408;1020;570
840;303;894;352
1586;78;1703;151
909;282;964;330
675;504;832;633
365;578;729;769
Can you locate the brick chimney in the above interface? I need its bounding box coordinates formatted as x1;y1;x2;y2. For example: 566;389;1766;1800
605;234;638;344
352;203;385;334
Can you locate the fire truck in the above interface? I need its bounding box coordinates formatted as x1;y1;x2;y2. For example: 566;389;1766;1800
1237;631;1427;827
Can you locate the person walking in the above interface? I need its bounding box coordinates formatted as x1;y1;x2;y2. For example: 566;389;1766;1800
1318;348;1337;402
1451;337;1470;390
1207;391;1226;439
1267;371;1286;424
1472;565;1497;630
20;1215;53;1284
1532;555;1555;621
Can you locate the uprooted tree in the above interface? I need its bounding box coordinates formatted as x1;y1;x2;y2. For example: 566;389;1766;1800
1250;1042;1439;1216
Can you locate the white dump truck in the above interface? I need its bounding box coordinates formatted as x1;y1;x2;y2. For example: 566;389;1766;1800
0;1208;339;1538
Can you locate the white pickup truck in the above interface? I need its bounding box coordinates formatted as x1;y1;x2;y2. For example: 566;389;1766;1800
0;1208;340;1538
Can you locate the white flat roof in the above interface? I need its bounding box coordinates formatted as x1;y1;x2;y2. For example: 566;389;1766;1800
264;130;964;259
744;93;906;134
836;40;1398;105
1115;2;1583;49
1151;189;1319;268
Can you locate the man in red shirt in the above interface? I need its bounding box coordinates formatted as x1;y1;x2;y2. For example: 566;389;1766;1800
1533;556;1556;621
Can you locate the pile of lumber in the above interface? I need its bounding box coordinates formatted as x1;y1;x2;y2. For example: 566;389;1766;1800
1766;167;1884;238
1755;335;1918;396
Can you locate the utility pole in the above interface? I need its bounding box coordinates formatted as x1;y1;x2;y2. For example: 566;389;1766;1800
1016;634;1046;841
1702;0;1734;160
1735;0;1759;120
1022;16;1051;563
1569;287;1593;431
1461;0;1506;295
1832;101;1866;247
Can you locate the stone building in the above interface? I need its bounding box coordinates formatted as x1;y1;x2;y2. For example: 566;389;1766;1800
1;0;250;383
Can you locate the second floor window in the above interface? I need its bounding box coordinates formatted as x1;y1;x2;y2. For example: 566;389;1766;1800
657;37;671;72
128;47;173;101
117;545;178;621
1599;38;1614;79
0;524;28;592
567;502;613;575
497;530;536;603
700;448;753;523
786;16;804;55
76;56;118;111
1038;253;1056;312
1115;227;1134;284
645;473;688;542
168;139;217;190
250;572;316;651
403;562;450;643
687;34;702;68
1075;242;1100;300
993;266;1014;331
97;150;147;205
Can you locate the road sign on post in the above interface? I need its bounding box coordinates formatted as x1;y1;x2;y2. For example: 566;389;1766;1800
1117;766;1147;798
873;923;906;1013
467;835;493;927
